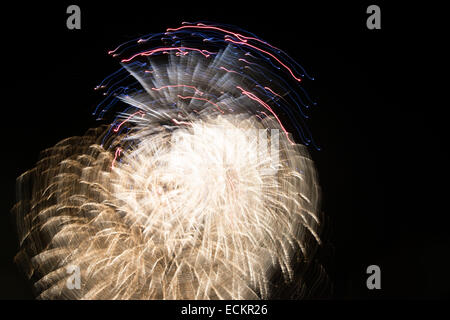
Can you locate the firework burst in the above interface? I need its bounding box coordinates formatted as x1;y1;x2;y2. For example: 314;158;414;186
13;22;326;299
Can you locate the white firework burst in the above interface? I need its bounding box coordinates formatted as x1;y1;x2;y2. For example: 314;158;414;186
13;24;325;299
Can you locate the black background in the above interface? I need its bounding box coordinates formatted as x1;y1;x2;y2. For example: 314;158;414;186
1;1;447;301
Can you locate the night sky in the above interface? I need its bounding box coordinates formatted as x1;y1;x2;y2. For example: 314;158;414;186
1;1;447;300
